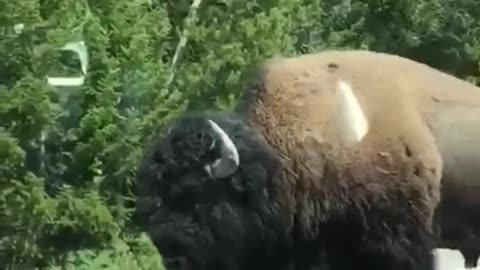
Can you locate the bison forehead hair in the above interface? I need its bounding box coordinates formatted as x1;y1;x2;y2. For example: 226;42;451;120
134;111;288;270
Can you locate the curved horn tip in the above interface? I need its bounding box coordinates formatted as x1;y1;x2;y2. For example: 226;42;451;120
335;79;369;145
206;119;240;178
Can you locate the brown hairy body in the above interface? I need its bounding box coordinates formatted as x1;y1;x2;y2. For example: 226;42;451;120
239;50;480;268
135;50;480;270
240;50;446;233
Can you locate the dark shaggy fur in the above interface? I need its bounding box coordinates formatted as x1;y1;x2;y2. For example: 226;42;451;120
134;111;436;270
134;112;298;270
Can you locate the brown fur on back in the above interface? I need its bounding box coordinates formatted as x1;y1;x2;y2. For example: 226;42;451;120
237;50;446;242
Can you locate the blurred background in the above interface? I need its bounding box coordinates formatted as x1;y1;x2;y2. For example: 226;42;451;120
1;0;480;269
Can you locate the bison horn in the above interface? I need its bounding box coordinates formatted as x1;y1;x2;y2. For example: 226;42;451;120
334;79;369;145
204;119;240;179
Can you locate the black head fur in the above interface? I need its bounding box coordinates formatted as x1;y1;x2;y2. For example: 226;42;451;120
134;111;290;270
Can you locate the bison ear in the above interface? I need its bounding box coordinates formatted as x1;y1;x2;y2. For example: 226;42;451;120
333;79;369;146
204;119;240;179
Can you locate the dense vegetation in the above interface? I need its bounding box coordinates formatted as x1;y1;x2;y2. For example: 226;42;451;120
1;0;479;269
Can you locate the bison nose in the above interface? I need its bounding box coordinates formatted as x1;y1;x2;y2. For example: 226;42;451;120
163;256;188;270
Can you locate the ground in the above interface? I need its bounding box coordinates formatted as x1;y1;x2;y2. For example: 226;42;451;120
434;249;478;270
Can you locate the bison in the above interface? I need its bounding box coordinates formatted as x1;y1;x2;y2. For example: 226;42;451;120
134;50;480;270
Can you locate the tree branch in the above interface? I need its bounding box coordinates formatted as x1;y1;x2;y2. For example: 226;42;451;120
165;0;202;87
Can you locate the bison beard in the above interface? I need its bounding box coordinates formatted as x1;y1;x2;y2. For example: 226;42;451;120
134;112;435;270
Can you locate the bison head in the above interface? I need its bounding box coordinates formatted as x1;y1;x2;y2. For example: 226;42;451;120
134;112;289;270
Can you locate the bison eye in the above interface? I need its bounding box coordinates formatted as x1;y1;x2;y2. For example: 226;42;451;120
188;131;206;146
153;150;164;163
